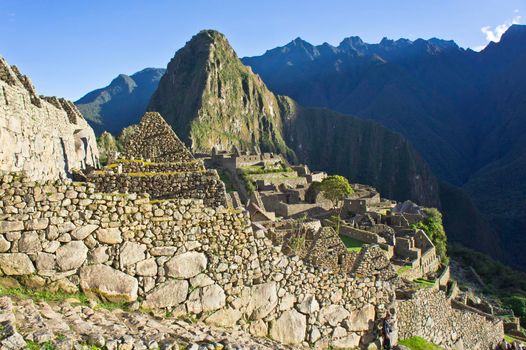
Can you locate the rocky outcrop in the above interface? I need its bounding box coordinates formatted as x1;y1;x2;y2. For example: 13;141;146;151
0;56;99;180
0;295;291;349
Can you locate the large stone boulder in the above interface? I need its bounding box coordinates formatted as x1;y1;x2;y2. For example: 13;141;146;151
200;284;226;312
347;303;375;331
165;252;207;279
80;264;138;303
143;279;188;309
297;294;320;315
71;225;98;240
56;241;88;271
0;253;35;275
96;228;122;244
18;232;42;253
245;282;278;320
205;308;241;328
119;242;146;267
332;327;361;349
269;309;306;345
319;304;350;326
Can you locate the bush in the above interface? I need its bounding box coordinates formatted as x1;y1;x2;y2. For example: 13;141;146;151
412;208;448;265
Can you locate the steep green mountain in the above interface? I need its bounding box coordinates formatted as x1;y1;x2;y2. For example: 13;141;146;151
148;30;292;157
75;68;165;135
147;30;440;208
242;26;526;270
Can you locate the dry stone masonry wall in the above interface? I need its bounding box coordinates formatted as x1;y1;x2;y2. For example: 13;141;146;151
0;56;99;181
121;112;194;163
0;173;396;348
87;170;227;208
397;288;503;350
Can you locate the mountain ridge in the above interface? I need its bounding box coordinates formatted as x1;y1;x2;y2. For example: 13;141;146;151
242;24;526;270
75;67;165;135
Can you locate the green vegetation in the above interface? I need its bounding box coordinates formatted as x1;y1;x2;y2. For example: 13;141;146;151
313;175;353;205
503;296;526;320
0;284;129;312
450;244;526;327
96;125;138;166
287;236;306;254
0;284;88;304
505;335;526;346
238;171;256;194
96;132;118;166
399;336;445;350
239;164;293;175
217;170;236;193
25;340;56;350
397;265;413;276
411;208;448;265
414;278;436;288
339;235;364;252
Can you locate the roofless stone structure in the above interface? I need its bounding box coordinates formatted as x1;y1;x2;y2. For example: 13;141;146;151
122;111;194;162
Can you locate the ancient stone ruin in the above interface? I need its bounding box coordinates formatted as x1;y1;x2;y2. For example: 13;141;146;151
0;57;506;350
0;56;99;181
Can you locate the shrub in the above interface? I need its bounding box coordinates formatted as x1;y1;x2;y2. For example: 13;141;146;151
412;208;448;265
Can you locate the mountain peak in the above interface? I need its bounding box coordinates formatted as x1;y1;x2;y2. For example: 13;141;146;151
148;30;292;155
338;36;366;51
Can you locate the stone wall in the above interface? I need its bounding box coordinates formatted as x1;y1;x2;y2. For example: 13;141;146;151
111;159;206;173
0;56;99;181
87;170;227;208
0;173;396;347
397;289;503;350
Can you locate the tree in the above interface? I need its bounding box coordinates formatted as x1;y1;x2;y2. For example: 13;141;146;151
317;175;353;206
97;132;118;166
316;175;353;234
412;208;448;265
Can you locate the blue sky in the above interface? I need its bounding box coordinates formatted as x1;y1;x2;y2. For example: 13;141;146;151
0;0;524;100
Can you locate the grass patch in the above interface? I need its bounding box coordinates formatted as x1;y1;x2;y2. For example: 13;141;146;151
25;340;55;350
0;284;88;304
397;265;413;276
399;336;445;350
505;335;526;346
339;235;365;252
0;284;128;312
414;278;436;288
239;164;293;175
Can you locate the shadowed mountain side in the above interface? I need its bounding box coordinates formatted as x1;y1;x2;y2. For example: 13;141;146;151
76;68;165;135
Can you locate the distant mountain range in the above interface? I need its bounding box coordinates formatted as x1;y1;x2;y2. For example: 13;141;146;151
76;68;165;135
74;26;526;270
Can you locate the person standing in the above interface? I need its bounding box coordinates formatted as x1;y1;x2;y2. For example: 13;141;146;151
383;312;393;350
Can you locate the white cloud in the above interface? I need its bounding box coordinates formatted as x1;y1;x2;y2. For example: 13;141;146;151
473;13;522;51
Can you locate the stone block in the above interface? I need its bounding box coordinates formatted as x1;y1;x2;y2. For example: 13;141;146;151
0;253;35;275
80;264;138;303
165;251;207;279
96;228;122;244
142;279;188;309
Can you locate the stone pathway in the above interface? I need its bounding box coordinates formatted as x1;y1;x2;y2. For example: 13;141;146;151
0;296;294;350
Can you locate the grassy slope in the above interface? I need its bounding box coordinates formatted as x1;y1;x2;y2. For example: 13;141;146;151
399;337;445;350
